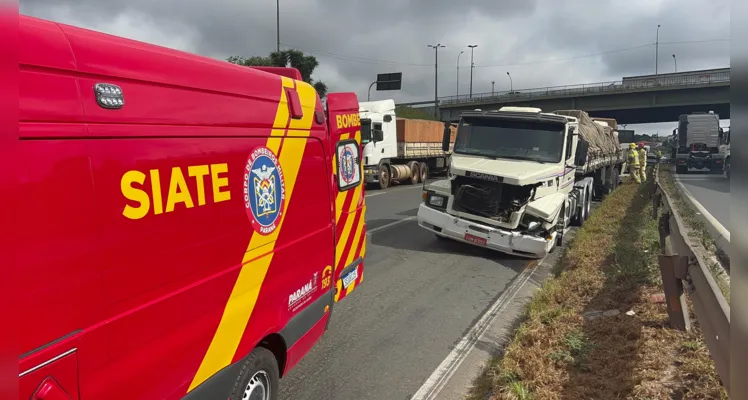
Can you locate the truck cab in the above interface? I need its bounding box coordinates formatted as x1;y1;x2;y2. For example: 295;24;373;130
417;106;596;258
359;100;395;185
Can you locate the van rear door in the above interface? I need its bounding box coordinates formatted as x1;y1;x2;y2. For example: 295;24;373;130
326;93;366;303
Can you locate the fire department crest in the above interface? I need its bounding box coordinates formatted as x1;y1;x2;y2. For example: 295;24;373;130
244;146;286;235
340;146;356;184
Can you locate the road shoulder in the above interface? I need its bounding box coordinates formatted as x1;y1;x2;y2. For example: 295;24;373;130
409;231;575;400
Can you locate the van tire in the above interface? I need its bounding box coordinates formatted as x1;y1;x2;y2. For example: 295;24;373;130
229;347;279;400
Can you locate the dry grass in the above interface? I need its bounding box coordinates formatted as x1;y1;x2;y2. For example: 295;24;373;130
466;176;727;400
656;168;730;302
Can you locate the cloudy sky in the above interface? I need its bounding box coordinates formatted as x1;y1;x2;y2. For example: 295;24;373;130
20;0;730;133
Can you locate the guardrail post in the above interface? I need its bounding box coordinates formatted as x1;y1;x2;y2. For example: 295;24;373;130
658;211;691;331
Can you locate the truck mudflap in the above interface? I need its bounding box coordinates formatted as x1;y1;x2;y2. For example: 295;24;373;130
417;204;555;259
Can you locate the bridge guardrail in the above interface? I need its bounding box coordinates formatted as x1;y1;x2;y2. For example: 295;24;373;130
439;69;730;106
652;164;730;394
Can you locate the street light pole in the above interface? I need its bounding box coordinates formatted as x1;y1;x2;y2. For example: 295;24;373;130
655;24;661;75
506;72;513;92
428;44;445;118
457;51;464;97
491;81;495;95
672;54;677;73
468;44;477;98
276;0;280;53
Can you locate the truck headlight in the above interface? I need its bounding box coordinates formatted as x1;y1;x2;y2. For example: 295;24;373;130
424;191;447;209
520;214;544;233
429;195;445;207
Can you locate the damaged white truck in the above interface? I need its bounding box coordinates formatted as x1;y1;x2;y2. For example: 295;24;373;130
417;107;624;258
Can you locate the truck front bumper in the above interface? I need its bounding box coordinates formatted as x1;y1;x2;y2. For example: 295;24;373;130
417;203;555;259
364;165;379;183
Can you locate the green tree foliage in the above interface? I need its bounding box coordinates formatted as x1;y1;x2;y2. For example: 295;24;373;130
227;50;328;98
394;105;438;121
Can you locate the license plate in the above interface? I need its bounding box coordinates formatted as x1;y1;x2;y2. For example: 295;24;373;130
342;267;359;289
464;233;487;246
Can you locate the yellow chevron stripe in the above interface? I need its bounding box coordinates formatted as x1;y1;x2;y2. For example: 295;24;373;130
344;211;365;272
189;77;316;391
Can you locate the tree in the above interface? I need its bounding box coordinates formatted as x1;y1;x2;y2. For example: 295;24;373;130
394;105;438;121
228;50;328;98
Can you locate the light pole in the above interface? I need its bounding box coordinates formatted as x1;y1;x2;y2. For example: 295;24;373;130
655;24;661;75
468;44;478;98
457;51;464;97
506;72;513;93
491;81;495;95
428;44;445;117
276;0;280;53
672;54;677;73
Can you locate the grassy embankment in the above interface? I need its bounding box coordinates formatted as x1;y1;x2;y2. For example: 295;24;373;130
467;174;727;400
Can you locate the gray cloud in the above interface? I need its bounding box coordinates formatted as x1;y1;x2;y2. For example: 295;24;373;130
20;0;729;122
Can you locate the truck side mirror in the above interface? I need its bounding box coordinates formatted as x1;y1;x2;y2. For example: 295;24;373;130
575;139;589;166
373;129;384;142
442;122;451;152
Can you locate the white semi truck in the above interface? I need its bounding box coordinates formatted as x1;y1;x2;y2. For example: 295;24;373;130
359;99;455;189
417;106;624;258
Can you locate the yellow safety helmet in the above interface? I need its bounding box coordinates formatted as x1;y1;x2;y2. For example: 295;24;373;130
629;143;637;149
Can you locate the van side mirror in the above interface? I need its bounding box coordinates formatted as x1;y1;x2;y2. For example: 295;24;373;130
442;122;451;152
575;139;589;166
373;129;384;142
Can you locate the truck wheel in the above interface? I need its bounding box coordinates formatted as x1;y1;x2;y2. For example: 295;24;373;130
229;347;279;400
419;162;428;182
378;164;390;190
572;189;588;227
611;168;619;192
407;161;420;185
555;203;566;247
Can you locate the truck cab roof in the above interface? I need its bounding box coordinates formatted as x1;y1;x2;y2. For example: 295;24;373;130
359;99;396;114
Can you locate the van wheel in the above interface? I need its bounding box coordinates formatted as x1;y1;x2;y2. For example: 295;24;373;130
407;161;420;185
229;347;279;400
419;162;429;182
378;164;390;190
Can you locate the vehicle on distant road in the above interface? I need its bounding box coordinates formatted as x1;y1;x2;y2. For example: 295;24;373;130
360;99;456;189
17;15;366;400
673;112;724;174
417;107;624;258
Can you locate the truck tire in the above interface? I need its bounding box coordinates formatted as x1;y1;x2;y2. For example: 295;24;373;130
555;203;566;248
407;161;420;185
229;347;279;400
378;164;391;190
419;162;428;182
572;189;587;227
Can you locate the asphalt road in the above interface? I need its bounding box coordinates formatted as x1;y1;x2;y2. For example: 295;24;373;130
279;182;535;400
674;172;730;231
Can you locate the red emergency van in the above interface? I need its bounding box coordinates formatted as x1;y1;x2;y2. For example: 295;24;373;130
16;15;367;400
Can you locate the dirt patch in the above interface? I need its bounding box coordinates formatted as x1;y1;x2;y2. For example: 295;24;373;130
465;176;727;400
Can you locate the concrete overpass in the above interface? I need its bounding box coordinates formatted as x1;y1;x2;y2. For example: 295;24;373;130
400;68;730;124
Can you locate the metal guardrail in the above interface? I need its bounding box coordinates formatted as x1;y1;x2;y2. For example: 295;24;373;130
438;69;731;106
652;165;730;394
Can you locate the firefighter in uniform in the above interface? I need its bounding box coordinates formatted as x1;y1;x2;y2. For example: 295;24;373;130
627;143;641;184
638;142;647;182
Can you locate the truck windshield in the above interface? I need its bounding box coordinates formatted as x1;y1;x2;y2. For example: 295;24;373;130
361;119;372;145
454;117;565;163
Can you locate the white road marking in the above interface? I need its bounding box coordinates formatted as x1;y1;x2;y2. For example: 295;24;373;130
674;174;730;243
410;255;547;400
366;216;417;235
